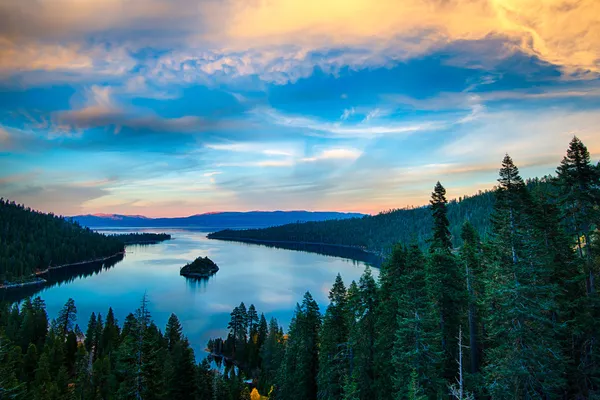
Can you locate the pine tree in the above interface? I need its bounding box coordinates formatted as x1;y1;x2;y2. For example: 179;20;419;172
94;313;104;361
31;297;49;352
393;244;443;398
374;245;405;400
196;358;213;400
73;344;93;400
246;304;261;370
22;342;39;388
460;221;483;377
345;268;378;400
259;317;284;394
318;274;349;400
116;294;159;400
427;182;466;381
0;335;22;399
483;154;565;398
257;313;268;351
227;303;249;359
33;352;59;400
65;329;79;371
167;338;196;400
55;298;77;339
276;292;321;400
247;304;259;339
165;313;183;352
431;182;453;251
556;136;600;288
84;312;98;354
102;307;120;357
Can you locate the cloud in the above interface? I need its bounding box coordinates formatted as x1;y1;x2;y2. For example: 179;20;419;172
340;107;355;120
363;108;382;122
1;0;597;87
257;107;435;138
0;181;109;216
205;141;300;158
210;143;362;168
53;85;220;134
0;39;135;81
440;108;600;163
224;0;600;76
302;148;362;162
203;171;222;177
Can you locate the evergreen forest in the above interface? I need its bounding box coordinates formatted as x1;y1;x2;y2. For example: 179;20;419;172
1;137;599;399
209;171;598;256
0;201;124;283
0;201;172;284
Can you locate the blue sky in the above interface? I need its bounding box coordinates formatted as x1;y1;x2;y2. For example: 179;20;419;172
1;0;599;216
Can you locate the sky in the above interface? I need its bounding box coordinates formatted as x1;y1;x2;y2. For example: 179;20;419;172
1;0;599;217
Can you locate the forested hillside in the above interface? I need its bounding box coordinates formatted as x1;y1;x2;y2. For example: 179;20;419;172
209;187;498;254
204;137;600;399
1;137;599;399
0;200;124;283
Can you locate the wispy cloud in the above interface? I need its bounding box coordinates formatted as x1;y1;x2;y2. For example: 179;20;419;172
257;107;436;138
205;142;300;157
340;107;355;120
302;148;362;162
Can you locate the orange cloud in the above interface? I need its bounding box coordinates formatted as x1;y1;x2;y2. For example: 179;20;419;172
1;0;598;79
225;0;600;75
0;39;134;78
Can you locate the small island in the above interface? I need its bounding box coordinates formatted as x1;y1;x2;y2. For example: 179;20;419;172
180;256;219;278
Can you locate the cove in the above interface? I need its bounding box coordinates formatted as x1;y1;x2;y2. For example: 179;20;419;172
2;229;377;358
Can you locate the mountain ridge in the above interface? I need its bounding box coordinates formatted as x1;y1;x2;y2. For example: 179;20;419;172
71;210;366;229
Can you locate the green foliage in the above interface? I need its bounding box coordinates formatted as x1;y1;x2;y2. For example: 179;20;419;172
482;155;565;398
2;136;598;400
0;199;124;282
209;189;497;255
374;246;406;400
111;233;171;244
346;268;378;400
392;244;443;398
275;292;321;400
318;274;349;400
426;182;466;382
180;256;219;277
460;221;484;384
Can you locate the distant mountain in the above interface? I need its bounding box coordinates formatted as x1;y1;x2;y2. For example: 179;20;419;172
208;191;496;256
71;211;365;229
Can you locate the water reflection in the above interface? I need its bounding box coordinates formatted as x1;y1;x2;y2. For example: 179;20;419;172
212;238;383;267
1;229;377;359
1;254;124;303
185;276;213;294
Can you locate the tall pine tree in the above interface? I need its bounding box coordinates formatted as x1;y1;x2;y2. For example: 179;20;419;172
427;182;465;381
318;274;349;400
483;154;564;398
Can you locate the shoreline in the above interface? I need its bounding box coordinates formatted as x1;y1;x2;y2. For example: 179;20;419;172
1;251;125;290
207;236;384;261
35;251;126;276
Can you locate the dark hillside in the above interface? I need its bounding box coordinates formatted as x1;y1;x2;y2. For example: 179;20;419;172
0;199;124;283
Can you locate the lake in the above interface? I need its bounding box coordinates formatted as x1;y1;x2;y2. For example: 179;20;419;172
4;229;378;358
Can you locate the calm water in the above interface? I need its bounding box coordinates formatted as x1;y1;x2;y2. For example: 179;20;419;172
7;229;377;358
